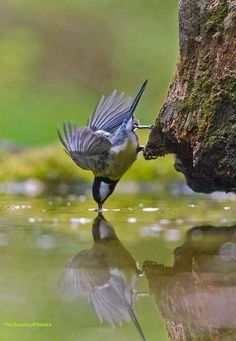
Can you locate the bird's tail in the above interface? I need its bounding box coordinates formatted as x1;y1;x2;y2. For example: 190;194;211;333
124;80;148;124
128;304;146;341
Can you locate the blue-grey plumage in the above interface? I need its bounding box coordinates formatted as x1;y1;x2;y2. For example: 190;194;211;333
58;80;149;209
60;213;146;341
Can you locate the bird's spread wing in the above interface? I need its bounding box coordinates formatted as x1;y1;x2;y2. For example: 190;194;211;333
58;122;111;170
60;250;145;340
90;273;145;340
90;278;131;327
88;90;132;134
59;249;110;299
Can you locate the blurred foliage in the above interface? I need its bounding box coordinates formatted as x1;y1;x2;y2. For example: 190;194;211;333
0;132;182;184
0;0;178;145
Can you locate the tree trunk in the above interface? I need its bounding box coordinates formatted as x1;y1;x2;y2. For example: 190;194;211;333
145;0;236;193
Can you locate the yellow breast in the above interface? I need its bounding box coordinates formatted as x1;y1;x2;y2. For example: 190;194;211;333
107;133;138;180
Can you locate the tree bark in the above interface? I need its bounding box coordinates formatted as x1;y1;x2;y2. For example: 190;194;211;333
145;0;236;193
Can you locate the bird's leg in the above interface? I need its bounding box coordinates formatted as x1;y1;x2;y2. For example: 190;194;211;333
134;123;154;129
137;124;154;129
133;290;150;301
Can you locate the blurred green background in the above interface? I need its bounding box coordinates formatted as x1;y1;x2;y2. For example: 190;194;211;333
0;0;178;146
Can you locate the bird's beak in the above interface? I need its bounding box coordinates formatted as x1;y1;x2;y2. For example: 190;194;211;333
97;211;104;219
98;202;103;212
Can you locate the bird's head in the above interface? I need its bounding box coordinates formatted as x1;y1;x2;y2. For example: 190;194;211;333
92;212;118;241
92;177;119;210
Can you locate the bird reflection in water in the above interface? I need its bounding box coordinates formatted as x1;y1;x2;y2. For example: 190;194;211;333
144;224;236;340
60;213;145;340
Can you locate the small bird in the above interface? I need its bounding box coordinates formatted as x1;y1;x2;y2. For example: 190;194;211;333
58;80;151;209
60;213;145;340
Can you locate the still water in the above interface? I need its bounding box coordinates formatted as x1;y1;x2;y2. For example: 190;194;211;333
0;190;236;341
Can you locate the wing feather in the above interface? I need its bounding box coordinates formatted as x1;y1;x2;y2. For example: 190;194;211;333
89;90;132;134
58;122;111;170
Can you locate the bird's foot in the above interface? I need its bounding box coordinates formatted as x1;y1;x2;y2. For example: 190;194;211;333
143;148;158;160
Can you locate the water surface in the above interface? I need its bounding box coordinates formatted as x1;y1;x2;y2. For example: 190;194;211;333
0;191;235;340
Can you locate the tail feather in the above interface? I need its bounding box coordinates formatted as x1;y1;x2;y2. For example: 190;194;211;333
124;80;148;124
128;304;146;341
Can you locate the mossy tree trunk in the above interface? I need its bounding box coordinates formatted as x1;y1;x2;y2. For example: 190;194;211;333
145;0;236;192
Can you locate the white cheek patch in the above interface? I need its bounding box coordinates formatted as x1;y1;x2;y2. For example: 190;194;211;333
99;182;110;201
98;221;112;239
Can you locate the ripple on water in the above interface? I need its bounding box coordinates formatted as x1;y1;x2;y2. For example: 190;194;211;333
28;217;43;223
0;233;9;246
188;204;196;208
175;219;184;225
163;229;182;242
78;195;87;202
127;217;137;223
88;208;108;212
219;242;236;261
36;234;56;250
70;217;92;231
70;217;92;225
159;218;170;225
142;207;160;212
9;205;32;210
219;218;229;224
139;224;162;237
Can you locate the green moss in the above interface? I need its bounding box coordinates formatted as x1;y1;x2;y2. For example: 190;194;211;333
187;77;194;90
178;77;217;129
201;79;215;93
178;74;236;135
221;75;236;106
179;77;215;114
178;95;198;114
205;1;228;33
